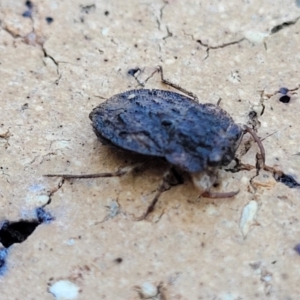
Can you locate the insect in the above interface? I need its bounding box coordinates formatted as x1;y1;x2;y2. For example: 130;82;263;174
45;66;265;219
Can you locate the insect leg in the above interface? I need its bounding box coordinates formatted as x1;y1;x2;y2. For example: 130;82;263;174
156;65;199;100
243;125;265;166
136;168;175;221
44;164;142;179
169;166;184;185
201;190;239;198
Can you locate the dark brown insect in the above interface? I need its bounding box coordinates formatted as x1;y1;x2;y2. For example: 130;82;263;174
45;66;265;219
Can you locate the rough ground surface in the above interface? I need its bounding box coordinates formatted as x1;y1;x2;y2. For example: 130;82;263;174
1;0;300;299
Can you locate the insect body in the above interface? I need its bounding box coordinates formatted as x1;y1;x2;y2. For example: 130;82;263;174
89;87;264;201
46;67;265;219
90;89;243;174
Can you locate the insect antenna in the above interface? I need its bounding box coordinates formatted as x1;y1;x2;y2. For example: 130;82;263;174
243;125;265;166
44;164;142;179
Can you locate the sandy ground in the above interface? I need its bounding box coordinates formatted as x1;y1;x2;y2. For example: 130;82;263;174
1;0;300;299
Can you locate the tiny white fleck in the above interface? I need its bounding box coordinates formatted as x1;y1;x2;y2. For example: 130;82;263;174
102;28;109;36
165;59;175;65
218;3;225;12
219;293;239;300
35;105;44;111
139;282;158;298
205;204;218;216
49;280;79;300
244;30;268;44
66;239;75;246
262;274;272;282
241;176;249;185
240;200;258;238
127;94;136;99
28;184;45;192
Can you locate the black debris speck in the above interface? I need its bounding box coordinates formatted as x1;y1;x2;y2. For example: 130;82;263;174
23;1;33;18
275;173;300;188
279;95;291;104
21;103;29;110
294;244;300;254
25;0;33;10
248;110;257;119
104;11;109;16
22;10;32;18
45;17;54;24
127;68;140;77
114;257;123;264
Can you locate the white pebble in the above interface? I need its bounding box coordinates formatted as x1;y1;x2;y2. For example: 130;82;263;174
244;30;268;44
49;280;79;300
240;200;258;238
140;282;157;298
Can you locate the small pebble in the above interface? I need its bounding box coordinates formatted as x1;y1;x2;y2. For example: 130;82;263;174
279;87;289;95
49;280;79;300
139;282;158;298
22;10;32;18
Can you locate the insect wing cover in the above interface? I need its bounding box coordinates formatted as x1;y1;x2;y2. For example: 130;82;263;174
90;89;243;173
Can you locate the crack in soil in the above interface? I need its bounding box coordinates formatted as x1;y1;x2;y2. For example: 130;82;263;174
183;31;245;59
0;206;54;275
1;2;62;83
94;199;121;225
0;167;62;275
248;154;264;193
1;26;22;39
162;26;173;41
155;2;168;31
42;47;59;75
0;130;11;150
270;16;300;35
196;38;245;59
47;177;65;205
259;84;300;100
